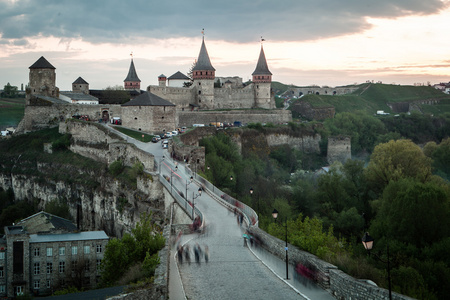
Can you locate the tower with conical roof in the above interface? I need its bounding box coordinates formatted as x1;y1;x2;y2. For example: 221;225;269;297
72;77;89;94
252;44;274;109
28;56;57;98
124;58;141;91
192;36;215;109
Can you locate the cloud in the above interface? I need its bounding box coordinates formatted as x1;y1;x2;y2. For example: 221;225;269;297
0;0;447;44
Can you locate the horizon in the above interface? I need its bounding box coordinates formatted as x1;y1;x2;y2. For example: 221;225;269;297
1;0;450;90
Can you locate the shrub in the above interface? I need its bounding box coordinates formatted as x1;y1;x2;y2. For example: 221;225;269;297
109;160;124;176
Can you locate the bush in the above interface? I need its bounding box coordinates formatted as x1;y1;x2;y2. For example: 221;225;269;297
109;160;124;176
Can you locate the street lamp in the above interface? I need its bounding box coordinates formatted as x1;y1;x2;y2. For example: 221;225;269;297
185;176;194;201
170;165;178;194
250;187;259;217
159;155;165;175
362;232;392;300
272;209;289;280
192;187;202;219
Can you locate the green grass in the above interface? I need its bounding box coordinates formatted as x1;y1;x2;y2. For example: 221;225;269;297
293;83;450;115
0;98;25;128
113;127;154;142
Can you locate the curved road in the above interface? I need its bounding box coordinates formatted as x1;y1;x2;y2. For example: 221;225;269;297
107;125;333;300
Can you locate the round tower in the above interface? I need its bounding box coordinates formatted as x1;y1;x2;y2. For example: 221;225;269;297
252;45;274;109
124;58;141;91
28;56;57;97
192;36;215;109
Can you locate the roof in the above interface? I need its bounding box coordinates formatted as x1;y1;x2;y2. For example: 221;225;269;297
89;89;142;104
124;59;141;82
34;95;70;104
29;231;108;243
122;92;175;106
168;71;190;80
252;45;272;76
29;56;56;69
158;74;167;78
17;211;77;233
73;77;88;84
60;91;99;101
192;37;215;71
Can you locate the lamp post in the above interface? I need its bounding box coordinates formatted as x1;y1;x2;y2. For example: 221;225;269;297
362;232;392;300
185;176;193;200
170;165;178;194
250;187;259;217
159;155;165;175
207;165;214;192
192;187;202;219
272;209;289;280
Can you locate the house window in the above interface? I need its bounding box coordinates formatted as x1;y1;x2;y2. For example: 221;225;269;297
96;259;102;270
34;280;40;290
47;248;53;257
71;261;77;270
84;246;90;254
34;262;40;275
59;247;65;256
85;260;90;272
96;245;102;253
0;266;3;278
47;262;53;274
34;248;40;257
0;285;5;293
46;280;51;289
72;246;77;255
0;252;4;260
59;261;65;273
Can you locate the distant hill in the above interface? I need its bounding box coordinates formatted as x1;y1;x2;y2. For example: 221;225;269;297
290;83;450;116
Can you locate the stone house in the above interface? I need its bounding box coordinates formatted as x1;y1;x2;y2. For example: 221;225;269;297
0;212;109;298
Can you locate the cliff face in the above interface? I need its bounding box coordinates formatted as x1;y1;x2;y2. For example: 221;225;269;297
0;163;165;238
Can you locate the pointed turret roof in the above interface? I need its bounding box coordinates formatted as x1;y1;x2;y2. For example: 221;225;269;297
252;45;272;76
124;59;141;82
29;56;56;69
192;37;215;71
73;77;88;84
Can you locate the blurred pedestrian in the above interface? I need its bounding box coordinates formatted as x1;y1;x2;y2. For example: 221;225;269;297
204;245;209;263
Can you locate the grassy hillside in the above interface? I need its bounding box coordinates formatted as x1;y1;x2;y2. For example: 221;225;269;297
271;81;299;95
292;83;450;115
0;98;25;129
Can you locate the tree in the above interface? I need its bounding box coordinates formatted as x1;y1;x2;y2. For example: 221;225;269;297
370;178;450;248
2;82;18;98
365;139;432;192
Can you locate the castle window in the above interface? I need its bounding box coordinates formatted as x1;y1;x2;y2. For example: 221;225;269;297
34;248;40;256
198;82;201;86
162;116;164;119
198;91;201;95
135;117;137;120
0;266;3;278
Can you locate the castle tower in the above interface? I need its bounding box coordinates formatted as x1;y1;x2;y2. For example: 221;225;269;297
124;59;141;91
158;74;167;87
72;77;89;94
252;45;274;109
192;36;215;109
28;56;57;97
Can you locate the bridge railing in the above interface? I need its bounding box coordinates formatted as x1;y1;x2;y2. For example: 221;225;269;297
157;160;202;223
186;168;258;227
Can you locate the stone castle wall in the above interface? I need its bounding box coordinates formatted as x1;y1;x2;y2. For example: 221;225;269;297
214;85;254;109
60;121;155;171
148;86;194;109
266;132;321;153
291;101;335;120
178;110;292;127
327;136;351;164
288;86;359;97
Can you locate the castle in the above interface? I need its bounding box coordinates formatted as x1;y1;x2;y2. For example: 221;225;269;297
17;36;290;134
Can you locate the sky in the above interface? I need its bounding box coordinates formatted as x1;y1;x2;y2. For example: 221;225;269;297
1;0;450;90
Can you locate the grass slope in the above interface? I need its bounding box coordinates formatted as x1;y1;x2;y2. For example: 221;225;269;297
0;98;25;129
294;83;450;115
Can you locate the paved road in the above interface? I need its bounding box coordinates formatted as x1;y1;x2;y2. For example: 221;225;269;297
108;125;333;300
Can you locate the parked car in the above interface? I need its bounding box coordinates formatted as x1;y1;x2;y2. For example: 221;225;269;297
151;136;160;143
162;140;168;149
165;132;172;138
171;130;178;136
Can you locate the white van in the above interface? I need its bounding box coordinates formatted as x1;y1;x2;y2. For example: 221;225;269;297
171;130;178;136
